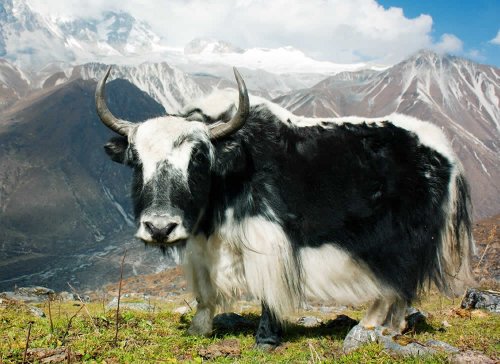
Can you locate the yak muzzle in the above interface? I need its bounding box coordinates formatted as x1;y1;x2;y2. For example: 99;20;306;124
135;215;188;244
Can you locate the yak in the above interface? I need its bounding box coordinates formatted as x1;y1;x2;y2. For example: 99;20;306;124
96;66;474;348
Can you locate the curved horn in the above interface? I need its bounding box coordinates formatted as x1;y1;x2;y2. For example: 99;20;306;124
209;67;250;140
95;66;134;136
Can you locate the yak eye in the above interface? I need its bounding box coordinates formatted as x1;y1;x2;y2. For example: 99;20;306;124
192;149;206;164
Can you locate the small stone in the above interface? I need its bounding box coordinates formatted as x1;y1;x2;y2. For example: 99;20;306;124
343;324;458;356
16;287;55;296
297;316;322;327
174;306;190;315
461;288;500;313
343;324;380;353
442;320;452;328
425;339;459;353
29;306;46;318
106;297;154;312
58;291;77;302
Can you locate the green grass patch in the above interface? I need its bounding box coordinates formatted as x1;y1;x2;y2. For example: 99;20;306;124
0;292;498;363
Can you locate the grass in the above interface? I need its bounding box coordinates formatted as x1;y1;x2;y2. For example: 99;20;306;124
0;291;498;363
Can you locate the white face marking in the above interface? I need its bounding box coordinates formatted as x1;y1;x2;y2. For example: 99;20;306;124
134;116;210;183
132;116;213;244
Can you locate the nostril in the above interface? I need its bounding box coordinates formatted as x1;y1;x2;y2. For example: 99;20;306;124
164;222;178;236
144;221;157;235
144;221;178;240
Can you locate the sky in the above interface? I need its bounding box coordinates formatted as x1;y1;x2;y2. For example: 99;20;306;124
27;0;500;67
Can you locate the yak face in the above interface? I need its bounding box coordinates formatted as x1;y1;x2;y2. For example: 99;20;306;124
96;66;249;247
105;117;214;246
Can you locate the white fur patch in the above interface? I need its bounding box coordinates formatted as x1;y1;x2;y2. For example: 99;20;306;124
300;244;393;305
185;209;300;319
134;116;210;182
185;90;456;164
183;89;238;120
185;208;393;319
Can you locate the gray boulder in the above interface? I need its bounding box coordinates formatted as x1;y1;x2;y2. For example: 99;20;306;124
343;324;459;356
461;288;500;313
297;316;322;327
0;286;55;303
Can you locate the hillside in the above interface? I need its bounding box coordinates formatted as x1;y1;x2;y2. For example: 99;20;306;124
0;78;175;291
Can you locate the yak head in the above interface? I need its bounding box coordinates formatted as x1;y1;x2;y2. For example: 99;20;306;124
96;66;249;247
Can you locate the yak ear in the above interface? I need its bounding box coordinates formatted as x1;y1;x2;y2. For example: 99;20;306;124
104;136;129;164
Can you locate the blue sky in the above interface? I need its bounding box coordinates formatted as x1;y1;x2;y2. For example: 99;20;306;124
379;0;500;66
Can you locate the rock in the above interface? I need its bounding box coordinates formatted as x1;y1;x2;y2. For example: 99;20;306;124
213;313;255;333
343;324;381;353
106;297;154;312
174;306;190;315
461;288;500;313
450;350;496;364
425;339;459;353
58;291;78;302
343;324;459;356
1;286;55;303
16;287;55;296
28;306;46;318
297;316;322;327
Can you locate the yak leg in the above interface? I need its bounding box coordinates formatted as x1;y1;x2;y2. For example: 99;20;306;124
360;298;390;328
187;264;216;336
382;298;407;332
360;297;407;333
255;302;282;349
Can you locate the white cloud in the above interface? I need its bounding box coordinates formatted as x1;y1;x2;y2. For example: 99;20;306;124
433;33;463;54
27;0;439;64
490;30;500;45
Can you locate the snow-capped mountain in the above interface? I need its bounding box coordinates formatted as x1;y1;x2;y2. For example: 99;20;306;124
275;50;500;219
0;59;30;109
0;0;384;83
180;38;376;75
0;0;165;71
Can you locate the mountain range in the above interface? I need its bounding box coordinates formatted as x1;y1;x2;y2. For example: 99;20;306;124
0;0;498;291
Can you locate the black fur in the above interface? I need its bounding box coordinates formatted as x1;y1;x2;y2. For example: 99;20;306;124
194;106;453;302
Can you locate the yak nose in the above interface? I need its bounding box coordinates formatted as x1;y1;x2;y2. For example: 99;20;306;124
144;221;178;241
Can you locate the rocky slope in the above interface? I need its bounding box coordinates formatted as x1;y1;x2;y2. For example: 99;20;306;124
0;77;177;291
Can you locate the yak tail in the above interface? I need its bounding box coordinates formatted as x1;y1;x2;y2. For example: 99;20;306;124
435;167;476;295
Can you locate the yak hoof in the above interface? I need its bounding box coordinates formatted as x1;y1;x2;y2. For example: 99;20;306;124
254;342;279;352
187;324;212;336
